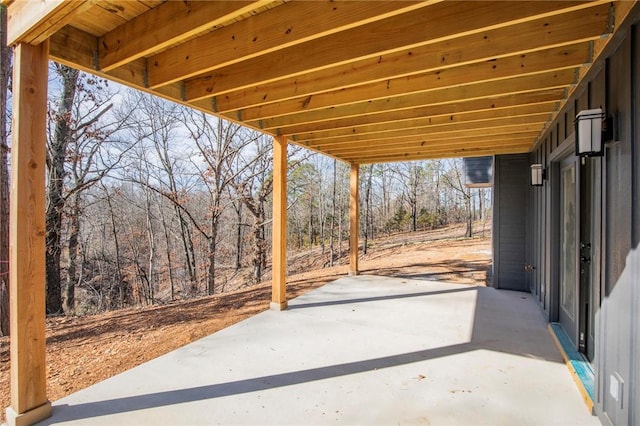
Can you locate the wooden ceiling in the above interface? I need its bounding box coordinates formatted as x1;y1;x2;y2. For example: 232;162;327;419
6;0;636;163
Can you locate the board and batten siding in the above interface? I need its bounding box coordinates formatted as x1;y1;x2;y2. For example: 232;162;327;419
528;13;640;425
492;153;528;292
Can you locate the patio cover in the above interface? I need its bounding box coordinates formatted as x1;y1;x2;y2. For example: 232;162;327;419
3;1;638;425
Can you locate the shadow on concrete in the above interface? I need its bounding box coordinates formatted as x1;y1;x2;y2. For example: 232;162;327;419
360;259;491;284
40;283;562;424
46;342;473;423
287;286;476;310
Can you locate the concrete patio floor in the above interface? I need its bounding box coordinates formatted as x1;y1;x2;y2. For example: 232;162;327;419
38;276;599;425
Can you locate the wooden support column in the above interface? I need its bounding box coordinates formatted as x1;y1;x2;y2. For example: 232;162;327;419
349;163;359;275
271;135;288;311
5;41;52;426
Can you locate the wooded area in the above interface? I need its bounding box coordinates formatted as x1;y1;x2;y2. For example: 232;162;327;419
0;9;490;333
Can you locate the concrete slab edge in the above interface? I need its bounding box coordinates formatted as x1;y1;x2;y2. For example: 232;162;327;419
548;323;595;414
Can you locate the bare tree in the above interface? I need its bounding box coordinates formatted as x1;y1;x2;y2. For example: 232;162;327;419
232;135;274;284
0;4;11;335
45;64;79;314
45;65;127;314
404;162;425;232
128;93;200;293
442;159;473;237
62;86;134;313
184;111;254;294
329;159;337;267
362;164;374;254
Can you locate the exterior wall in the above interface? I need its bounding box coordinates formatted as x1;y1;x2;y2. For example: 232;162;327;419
527;13;640;425
492;153;528;291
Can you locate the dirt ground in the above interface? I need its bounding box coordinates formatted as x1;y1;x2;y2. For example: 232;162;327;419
0;224;491;422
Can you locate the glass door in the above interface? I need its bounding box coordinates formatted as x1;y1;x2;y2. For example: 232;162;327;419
559;160;579;344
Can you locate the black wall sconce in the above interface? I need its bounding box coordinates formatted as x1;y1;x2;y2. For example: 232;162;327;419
530;164;545;187
575;108;616;157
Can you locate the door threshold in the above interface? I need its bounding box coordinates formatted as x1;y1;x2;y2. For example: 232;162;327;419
548;323;595;414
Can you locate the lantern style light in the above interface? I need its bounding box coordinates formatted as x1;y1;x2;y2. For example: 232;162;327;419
530;164;545;187
575;108;605;157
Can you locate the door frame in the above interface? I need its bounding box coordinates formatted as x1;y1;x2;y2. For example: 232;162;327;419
549;133;601;357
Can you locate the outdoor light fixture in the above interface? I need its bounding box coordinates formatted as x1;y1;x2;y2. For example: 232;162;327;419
575;108;608;157
530;164;545;187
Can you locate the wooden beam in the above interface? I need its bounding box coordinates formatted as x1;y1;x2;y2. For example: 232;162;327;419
271;135;288;311
256;69;576;130
319;135;537;157
293;104;551;143
49;25;184;105
209;3;610;109
5;41;51;426
6;0;89;45
348;144;533;164
183;1;604;99
305;123;543;147
324;137;535;158
148;1;436;88
342;141;534;158
349;163;359;276
272;90;564;135
99;1;267;72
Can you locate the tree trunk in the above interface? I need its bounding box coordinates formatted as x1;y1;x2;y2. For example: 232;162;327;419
363;166;373;255
329;159;336;267
104;186;124;310
145;188;155;304
337;174;344;259
46;65;79;314
466;188;473;238
176;208;198;293
0;5;11;335
158;201;175;300
207;217;217;295
252;219;264;284
64;194;80;313
234;201;243;271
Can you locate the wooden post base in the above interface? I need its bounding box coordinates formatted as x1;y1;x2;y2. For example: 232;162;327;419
270;301;288;311
5;401;52;426
348;271;359;276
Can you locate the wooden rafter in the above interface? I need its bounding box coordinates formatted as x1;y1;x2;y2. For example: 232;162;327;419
147;1;439;88
99;1;272;72
234;44;588;122
210;3;610;110
293;106;553;142
249;69;577;133
183;1;607;99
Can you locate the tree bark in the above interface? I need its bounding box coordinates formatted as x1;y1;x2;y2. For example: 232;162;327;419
46;65;79;314
233;200;243;271
158;200;175;300
329;159;336;267
104;185;125;309
63;194;80;313
363;165;373;255
0;5;11;335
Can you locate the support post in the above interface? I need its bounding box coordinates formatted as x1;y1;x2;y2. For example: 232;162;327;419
5;41;52;426
349;163;359;275
271;135;288;311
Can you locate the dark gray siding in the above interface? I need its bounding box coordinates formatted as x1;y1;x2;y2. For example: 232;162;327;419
598;35;634;426
492;154;528;291
633;24;640;426
527;10;640;425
